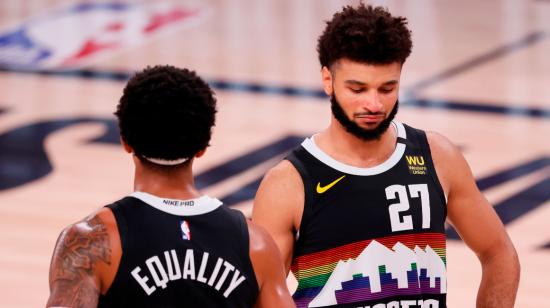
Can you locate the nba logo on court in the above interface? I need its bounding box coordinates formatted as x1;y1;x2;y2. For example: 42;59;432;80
181;220;192;240
0;2;210;69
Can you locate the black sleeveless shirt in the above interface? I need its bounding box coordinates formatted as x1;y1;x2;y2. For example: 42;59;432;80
98;193;259;307
288;122;447;308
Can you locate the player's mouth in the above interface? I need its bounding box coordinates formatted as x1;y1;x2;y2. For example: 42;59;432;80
355;114;384;124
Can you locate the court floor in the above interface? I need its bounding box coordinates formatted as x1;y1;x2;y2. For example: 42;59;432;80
0;0;549;307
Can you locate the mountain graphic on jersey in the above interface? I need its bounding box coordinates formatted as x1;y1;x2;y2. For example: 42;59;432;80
291;233;446;307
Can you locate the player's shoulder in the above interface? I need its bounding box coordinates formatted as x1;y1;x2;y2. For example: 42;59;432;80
60;208;113;240
54;208;117;268
49;207;121;300
264;159;301;182
51;209;113;273
423;130;471;191
261;159;303;191
256;159;304;203
424;130;462;161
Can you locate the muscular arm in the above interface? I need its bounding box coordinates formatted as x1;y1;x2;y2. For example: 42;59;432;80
252;160;304;273
47;209;120;308
428;132;520;308
248;221;295;308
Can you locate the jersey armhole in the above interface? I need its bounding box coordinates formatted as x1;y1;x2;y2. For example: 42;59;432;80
105;202;128;250
285;150;313;243
102;201;128;297
235;210;250;257
407;126;448;218
234;209;260;291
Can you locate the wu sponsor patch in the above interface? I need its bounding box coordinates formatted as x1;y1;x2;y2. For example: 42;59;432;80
0;2;209;69
405;155;427;175
180;220;191;240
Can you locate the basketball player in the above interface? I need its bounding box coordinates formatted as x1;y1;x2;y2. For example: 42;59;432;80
47;66;294;307
252;4;519;308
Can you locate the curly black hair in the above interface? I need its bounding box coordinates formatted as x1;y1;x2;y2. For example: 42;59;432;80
115;65;217;165
317;3;412;68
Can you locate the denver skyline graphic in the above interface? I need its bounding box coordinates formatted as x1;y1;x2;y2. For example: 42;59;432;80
308;240;447;307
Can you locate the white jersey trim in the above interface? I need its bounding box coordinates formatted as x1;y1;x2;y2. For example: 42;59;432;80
130;191;223;216
301;121;407;176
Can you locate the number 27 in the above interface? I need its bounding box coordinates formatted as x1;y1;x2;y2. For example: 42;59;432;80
385;184;431;232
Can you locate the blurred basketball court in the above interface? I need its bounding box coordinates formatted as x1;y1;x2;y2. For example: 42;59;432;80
0;0;549;307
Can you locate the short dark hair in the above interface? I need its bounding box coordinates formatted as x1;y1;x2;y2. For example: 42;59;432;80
317;3;412;68
115;65;217;164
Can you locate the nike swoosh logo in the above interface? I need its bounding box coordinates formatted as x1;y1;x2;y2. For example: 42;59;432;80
316;175;346;194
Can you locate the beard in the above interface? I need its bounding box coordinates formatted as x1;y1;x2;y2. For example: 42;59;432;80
330;94;399;141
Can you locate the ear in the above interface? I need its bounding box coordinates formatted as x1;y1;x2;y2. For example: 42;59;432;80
120;137;133;153
195;149;207;158
321;66;333;96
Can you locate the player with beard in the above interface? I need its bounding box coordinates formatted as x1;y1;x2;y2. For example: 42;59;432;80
252;4;519;308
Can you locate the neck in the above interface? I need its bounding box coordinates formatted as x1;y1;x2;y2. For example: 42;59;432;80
316;118;397;167
132;159;201;200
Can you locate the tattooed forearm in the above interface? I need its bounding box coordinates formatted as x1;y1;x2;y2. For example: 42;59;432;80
47;216;111;308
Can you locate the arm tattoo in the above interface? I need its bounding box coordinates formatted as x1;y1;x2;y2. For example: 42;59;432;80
47;216;111;308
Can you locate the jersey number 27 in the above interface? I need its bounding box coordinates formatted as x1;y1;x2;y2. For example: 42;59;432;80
385;184;430;232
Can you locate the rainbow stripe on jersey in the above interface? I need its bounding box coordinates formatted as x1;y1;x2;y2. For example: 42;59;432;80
291;232;446;307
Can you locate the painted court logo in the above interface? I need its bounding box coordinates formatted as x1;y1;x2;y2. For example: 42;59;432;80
0;2;210;69
405;155;427;175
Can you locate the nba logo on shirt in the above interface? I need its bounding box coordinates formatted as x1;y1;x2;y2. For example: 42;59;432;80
181;220;191;240
0;2;210;69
